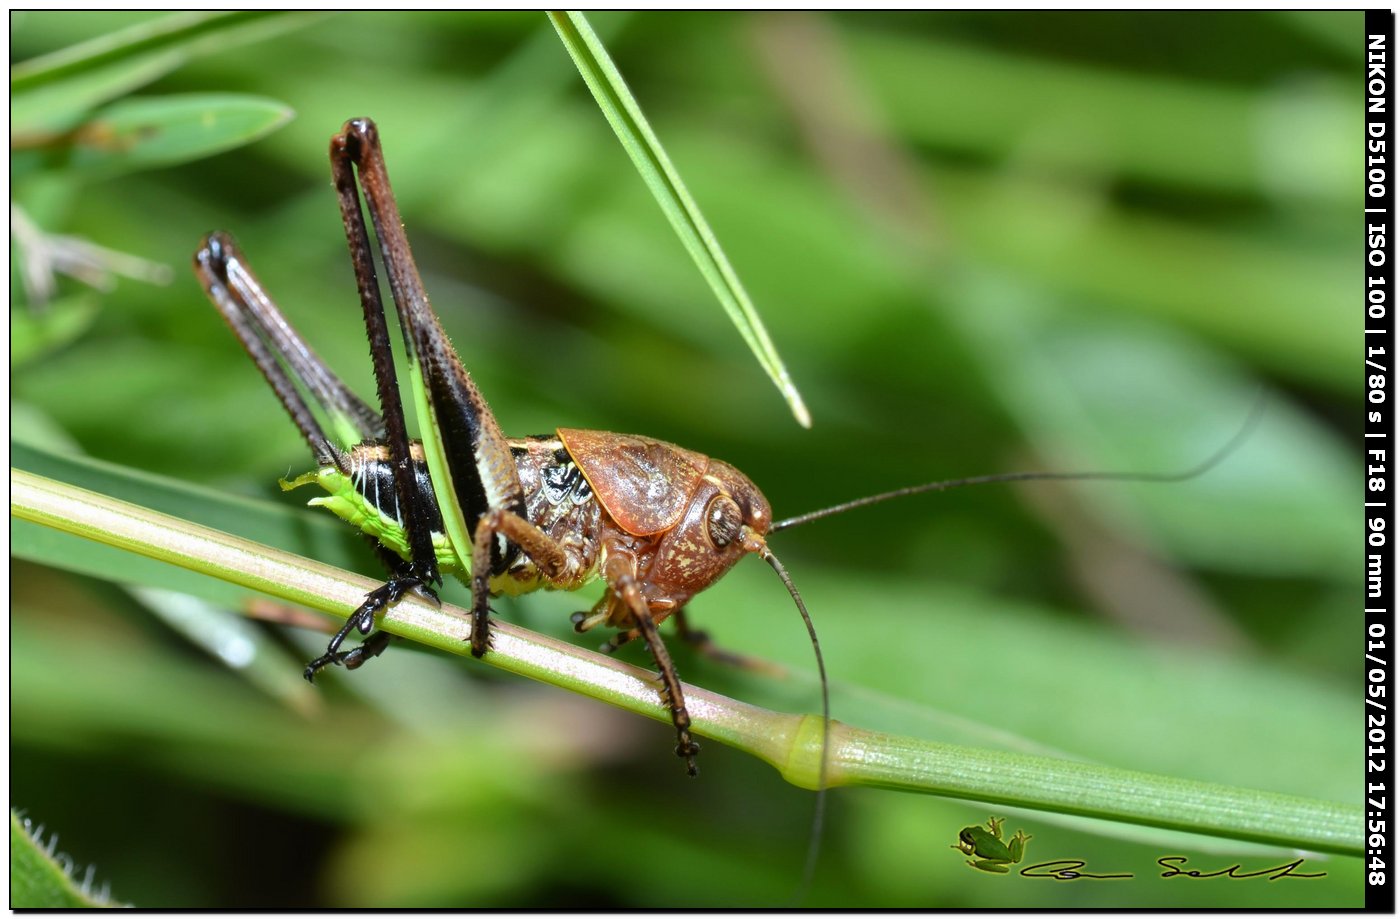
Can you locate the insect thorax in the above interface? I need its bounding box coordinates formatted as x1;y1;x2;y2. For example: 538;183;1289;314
502;436;603;594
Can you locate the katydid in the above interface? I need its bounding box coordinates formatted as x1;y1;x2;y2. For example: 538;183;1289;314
194;118;823;779
193;117;1256;798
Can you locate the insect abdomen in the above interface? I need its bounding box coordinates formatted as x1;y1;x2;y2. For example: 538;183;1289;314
285;442;464;573
287;437;605;594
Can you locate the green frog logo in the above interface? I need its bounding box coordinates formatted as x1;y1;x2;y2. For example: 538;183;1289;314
952;816;1032;874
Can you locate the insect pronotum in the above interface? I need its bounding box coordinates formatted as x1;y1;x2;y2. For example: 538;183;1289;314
193;119;1255;857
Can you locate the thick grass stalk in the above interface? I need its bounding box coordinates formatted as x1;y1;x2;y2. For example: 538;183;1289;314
10;467;1362;858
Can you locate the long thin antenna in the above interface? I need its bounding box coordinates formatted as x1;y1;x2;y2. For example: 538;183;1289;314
772;394;1266;533
761;547;829;903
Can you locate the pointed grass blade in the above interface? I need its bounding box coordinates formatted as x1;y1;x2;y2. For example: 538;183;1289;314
548;11;811;427
11;11;318;137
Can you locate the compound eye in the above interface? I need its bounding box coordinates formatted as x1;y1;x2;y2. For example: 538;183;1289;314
705;495;744;549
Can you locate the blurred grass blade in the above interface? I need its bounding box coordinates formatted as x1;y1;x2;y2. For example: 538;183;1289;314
11;11;318;137
12;11;309;91
548;10;811;427
12;54;178;139
10;811;120;908
61;94;293;178
127;585;320;714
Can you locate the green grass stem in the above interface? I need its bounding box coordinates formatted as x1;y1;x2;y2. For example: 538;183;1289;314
10;467;1361;858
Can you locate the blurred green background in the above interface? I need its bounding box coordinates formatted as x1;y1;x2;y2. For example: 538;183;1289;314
11;10;1362;908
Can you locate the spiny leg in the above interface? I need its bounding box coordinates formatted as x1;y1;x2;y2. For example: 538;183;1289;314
335;119;524;533
468;508;570;657
624;589;700;776
195;232;421;673
334;118;530;660
194;232;378;469
329;123;441;597
603;553;699;776
303;537;464;678
302;578;417;679
302;602;393;679
245;117;465;677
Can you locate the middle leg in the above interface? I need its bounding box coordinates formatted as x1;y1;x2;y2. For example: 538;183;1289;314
468;507;571;657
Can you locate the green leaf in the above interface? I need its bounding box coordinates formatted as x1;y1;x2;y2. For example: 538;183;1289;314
11;11;320;138
10;811;120;907
60;94;294;179
548;11;811;428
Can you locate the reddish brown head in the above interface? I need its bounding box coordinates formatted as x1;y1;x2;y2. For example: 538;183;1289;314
558;429;771;606
642;456;771;605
